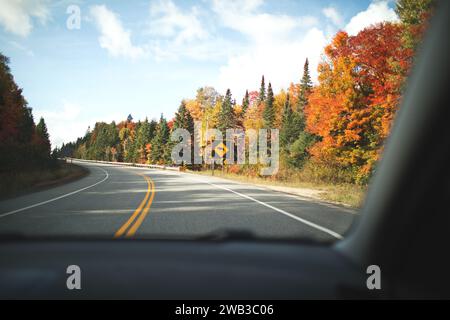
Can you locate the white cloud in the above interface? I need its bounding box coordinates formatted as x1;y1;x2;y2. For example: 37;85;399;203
146;0;234;62
223;0;264;13
217;28;327;99
345;0;398;36
212;0;317;44
0;0;49;37
90;5;145;59
149;0;208;45
35;102;125;148
35;102;82;148
211;0;324;99
149;37;238;62
322;6;342;26
147;0;318;66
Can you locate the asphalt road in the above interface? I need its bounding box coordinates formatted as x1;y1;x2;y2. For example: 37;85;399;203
0;161;357;241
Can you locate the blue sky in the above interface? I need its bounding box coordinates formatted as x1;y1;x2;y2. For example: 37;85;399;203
0;0;398;147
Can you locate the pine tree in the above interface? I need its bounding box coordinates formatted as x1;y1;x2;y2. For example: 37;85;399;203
217;89;236;133
35;117;51;160
174;102;186;129
174;100;194;133
125;121;139;163
185;110;194;136
135;118;154;163
241;90;250;114
395;0;435;25
88;122;119;161
280;93;294;148
298;58;313;111
257;75;266;105
149;119;157;137
288;131;316;168
263;82;275;128
150;114;171;164
141;118;153;142
284;58;316;168
173;101;195;166
18;106;35;145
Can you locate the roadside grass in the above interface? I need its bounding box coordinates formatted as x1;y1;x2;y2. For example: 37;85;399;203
192;169;367;208
0;162;88;199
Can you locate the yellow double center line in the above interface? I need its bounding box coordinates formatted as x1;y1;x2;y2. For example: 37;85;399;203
114;174;155;238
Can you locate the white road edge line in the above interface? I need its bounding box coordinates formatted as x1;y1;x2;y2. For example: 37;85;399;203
0;166;109;218
194;178;343;240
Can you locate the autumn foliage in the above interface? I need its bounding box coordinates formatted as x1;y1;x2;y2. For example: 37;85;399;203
0;53;52;172
57;0;431;186
306;22;420;183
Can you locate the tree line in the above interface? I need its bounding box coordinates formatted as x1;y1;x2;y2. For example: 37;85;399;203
57;0;434;184
0;53;53;172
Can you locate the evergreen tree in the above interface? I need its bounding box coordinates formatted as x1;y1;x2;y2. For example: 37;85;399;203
294;58;313;144
173;101;195;165
217;89;236;133
278;58;316;168
185;108;194;133
35;117;51;160
108;121;119;146
280;93;294;148
395;0;435;25
288;132;316;168
135;118;154;163
135;119;146;149
149;119;157;138
89;122;119;161
263;82;275;128
291;108;306;134
298;58;313;110
18;106;35;145
35;117;50;142
173;100;194;133
150;114;171;164
173;102;186;129
144;118;156;141
241;90;250;114
257;75;266;105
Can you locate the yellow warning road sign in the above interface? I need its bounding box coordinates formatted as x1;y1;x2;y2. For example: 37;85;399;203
215;142;228;157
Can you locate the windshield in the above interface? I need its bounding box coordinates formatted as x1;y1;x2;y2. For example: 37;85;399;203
0;0;432;242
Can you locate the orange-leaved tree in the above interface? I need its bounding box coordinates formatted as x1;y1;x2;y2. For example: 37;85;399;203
306;23;414;183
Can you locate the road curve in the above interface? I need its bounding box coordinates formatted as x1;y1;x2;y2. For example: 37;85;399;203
0;161;357;241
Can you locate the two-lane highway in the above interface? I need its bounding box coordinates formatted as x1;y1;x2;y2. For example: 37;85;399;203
0;161;357;241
